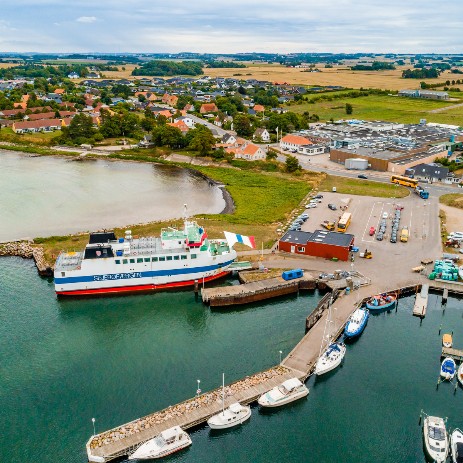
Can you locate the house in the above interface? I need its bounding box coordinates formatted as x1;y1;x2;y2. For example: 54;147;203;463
161;93;178;107
253;128;270;142
405;163;449;183
232;143;266;161
253;104;265;113
279;230;354;261
174;115;195;129
200;103;218;114
87;72;101;79
168;120;190;133
298;144;326;155
280;134;312;152
68;72;80;79
222;133;237;145
184;104;195;112
12;118;67;133
54;88;65;95
25;111;75;121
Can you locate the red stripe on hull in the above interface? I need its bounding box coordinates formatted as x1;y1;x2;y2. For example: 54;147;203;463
56;271;230;297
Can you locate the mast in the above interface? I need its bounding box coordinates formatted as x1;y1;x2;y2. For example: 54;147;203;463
222;373;225;416
319;304;333;357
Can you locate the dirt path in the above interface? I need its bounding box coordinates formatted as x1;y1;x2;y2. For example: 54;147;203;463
428;102;463;113
440;204;463;233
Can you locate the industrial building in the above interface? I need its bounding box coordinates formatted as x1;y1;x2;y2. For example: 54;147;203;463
399;89;449;100
279;230;355;261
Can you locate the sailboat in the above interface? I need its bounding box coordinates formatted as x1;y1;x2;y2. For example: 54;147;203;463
207;374;251;430
315;305;346;376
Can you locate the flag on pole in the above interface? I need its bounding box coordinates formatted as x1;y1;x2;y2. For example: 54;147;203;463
224;231;256;249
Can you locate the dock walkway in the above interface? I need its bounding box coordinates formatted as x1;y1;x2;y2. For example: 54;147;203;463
413;284;429;317
442;347;463;362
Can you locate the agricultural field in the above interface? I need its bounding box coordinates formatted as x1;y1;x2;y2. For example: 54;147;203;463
288;94;463;126
203;63;463;91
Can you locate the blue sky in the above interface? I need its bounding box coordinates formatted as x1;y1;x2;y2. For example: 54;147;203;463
1;0;462;53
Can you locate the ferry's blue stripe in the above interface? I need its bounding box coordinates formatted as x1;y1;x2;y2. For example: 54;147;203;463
55;260;235;285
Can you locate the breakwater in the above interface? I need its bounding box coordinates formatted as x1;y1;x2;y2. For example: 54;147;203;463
0;242;52;276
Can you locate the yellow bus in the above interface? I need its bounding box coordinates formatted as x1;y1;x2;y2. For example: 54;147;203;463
390;175;418;188
337;212;352;233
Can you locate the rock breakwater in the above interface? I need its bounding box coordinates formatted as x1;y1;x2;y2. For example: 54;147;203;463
0;242;53;276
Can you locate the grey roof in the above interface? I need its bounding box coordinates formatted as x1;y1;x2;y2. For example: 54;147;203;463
280;230;354;248
408;163;449;178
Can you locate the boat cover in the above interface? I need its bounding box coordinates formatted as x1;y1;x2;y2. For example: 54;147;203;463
456;443;463;463
442;359;456;374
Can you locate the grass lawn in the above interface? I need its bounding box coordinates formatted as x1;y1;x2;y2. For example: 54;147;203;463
319;175;409;198
440;193;463;209
288;94;463;125
34;166;317;262
0;127;62;145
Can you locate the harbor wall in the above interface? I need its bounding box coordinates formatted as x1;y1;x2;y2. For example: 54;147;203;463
0;242;53;276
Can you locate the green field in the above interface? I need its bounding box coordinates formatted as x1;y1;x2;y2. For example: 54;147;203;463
440;193;463;209
319;175;409;198
289;94;463;126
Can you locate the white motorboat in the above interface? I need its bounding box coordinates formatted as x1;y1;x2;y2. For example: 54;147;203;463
207;373;251;429
458;363;463;387
423;415;449;463
315;305;346;376
440;357;456;380
258;377;309;408
451;428;463;463
315;342;346;375
208;402;251;429
128;426;191;460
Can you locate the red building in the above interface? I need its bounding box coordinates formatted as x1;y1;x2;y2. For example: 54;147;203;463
279;230;354;261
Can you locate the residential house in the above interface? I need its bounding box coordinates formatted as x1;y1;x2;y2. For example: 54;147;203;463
184;104;195;112
12;118;70;133
161;93;178;107
67;72;80;79
228;143;266;161
298;144;326;155
222;133;237;146
87;72;101;79
280;134;312;152
168;120;190;133
174;115;195;129
405;163;450;183
253;104;265;113
25;111;75;121
200;103;218;114
253;128;270;142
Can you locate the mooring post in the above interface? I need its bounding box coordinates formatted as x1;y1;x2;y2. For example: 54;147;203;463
194;279;199;293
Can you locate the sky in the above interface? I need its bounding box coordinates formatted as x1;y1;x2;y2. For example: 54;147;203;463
1;0;462;54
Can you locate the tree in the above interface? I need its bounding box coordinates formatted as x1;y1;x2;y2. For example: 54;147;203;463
266;150;277;161
152;125;184;148
67;113;96;140
285;155;301;173
233;114;253;137
188;125;216;155
345;103;353;115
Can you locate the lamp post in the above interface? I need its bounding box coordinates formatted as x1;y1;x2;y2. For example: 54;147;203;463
91;417;96;437
196;379;201;396
279;350;283;364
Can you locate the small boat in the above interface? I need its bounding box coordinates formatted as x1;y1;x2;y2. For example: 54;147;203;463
459;266;463;281
258;377;309;408
423;415;449;463
344;308;369;338
440;357;456;380
207;373;251;430
315;342;346;375
443;333;453;348
451;428;463;463
128;426;191;460
458;363;463;387
365;292;397;311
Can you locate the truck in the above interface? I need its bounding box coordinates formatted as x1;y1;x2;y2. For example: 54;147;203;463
321;221;335;231
414;185;429;199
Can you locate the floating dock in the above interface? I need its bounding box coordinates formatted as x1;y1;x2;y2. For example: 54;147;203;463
441;347;463;362
201;274;316;307
413;284;429;317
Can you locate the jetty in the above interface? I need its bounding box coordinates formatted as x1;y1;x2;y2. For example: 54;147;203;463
201;274;316;307
413;284;429;318
441;347;463;362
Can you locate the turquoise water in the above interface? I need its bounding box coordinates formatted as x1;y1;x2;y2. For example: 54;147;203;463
1;257;463;463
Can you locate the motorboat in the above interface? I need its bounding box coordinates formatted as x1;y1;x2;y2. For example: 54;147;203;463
443;333;453;348
207;402;251;429
459;266;463;281
451;428;463;463
440;357;456;380
128;426;191;460
423;415;449;463
315;342;346;375
365;292;397;311
344;308;369;338
258;377;309;408
458;363;463;387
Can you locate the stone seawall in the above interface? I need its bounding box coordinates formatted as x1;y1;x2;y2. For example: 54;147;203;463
0;242;53;276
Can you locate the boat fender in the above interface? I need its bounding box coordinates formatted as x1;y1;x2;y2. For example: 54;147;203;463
133;252;138;255
77;266;81;270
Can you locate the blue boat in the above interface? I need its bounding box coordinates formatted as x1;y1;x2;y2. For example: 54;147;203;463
344;308;369;338
365;292;397;311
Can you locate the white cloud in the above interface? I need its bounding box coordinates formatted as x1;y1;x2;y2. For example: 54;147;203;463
76;16;97;23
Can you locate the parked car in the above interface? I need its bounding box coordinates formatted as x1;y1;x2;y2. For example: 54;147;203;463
313;194;324;199
376;233;384;241
305;203;317;209
369;226;376;236
328;204;337;210
357;174;368;179
382;212;388;219
310;198;322;203
299;213;309;220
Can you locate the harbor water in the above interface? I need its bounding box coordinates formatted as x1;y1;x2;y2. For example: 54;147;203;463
1;257;463;463
0;151;225;241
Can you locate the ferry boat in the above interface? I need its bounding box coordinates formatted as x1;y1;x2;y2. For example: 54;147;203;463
54;217;238;297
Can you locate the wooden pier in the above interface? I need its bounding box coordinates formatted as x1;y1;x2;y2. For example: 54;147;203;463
413;284;429;318
86;366;301;462
441;347;463;362
201;274;316;307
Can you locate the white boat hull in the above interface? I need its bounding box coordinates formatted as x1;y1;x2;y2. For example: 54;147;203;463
458;363;463;387
424;416;449;463
258;387;309;408
129;437;192;460
207;406;251;429
315;343;346;376
451;428;463;463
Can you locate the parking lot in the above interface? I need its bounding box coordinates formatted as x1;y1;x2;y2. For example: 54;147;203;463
296;191;441;269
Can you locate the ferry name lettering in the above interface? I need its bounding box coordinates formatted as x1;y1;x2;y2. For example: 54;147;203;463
93;272;142;281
